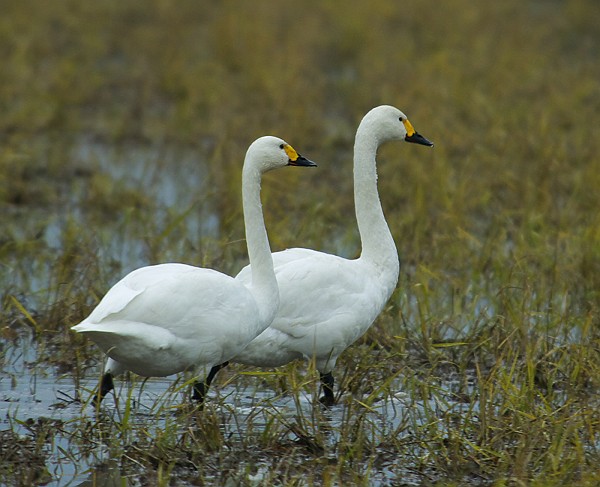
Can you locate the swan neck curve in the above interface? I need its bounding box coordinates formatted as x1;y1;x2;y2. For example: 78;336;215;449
241;161;279;325
354;125;399;277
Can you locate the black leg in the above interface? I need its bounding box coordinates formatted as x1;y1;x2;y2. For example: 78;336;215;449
192;381;208;403
191;362;230;404
319;371;335;407
93;372;114;406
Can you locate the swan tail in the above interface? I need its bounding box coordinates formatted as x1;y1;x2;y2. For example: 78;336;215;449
72;321;175;354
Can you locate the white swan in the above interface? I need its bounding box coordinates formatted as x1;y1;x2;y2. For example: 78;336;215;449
71;136;316;405
213;106;432;405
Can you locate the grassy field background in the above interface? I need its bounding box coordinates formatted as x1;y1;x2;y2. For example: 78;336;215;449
1;0;599;485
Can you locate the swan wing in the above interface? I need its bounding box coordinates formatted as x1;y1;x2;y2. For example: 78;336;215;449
80;263;256;335
83;263;197;324
74;263;263;374
237;250;389;351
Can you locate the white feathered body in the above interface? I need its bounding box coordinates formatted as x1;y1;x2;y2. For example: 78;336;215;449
73;263;262;377
234;247;398;372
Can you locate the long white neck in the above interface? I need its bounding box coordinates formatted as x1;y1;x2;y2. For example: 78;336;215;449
241;162;279;326
354;124;400;281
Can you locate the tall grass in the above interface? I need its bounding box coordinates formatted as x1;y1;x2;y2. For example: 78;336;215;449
1;0;599;485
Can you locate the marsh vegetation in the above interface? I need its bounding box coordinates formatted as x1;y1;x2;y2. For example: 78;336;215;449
1;0;599;485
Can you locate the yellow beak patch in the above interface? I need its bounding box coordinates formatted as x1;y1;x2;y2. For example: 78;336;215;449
402;119;416;137
283;144;299;162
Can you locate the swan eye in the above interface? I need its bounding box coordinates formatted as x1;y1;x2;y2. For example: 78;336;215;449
279;144;285;149
398;116;404;122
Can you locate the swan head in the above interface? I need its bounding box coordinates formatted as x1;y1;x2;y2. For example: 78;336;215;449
246;136;317;173
362;105;434;147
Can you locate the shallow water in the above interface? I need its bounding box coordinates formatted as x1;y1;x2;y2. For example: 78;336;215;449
1;328;467;486
2;137;219;311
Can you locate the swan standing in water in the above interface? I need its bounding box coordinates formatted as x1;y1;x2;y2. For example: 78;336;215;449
72;136;316;405
202;106;433;406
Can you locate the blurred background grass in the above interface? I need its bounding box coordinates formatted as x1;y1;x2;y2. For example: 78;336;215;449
2;0;598;330
1;0;599;483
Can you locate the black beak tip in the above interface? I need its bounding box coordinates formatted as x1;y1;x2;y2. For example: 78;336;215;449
290;155;318;167
406;132;434;147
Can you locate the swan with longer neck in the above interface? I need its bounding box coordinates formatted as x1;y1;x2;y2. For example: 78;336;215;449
226;106;433;406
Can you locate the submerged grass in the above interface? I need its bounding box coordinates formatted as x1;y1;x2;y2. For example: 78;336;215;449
1;0;600;485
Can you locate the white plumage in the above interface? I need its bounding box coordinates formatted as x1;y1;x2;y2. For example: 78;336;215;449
232;106;433;405
72;136;316;404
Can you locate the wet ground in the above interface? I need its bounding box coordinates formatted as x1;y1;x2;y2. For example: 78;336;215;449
1;328;469;486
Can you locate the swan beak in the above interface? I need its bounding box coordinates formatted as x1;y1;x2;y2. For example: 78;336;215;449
284;144;318;167
405;132;434;147
402;118;434;147
288;154;318;167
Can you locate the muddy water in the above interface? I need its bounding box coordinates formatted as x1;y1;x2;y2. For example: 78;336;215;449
1;328;462;486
